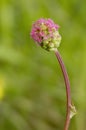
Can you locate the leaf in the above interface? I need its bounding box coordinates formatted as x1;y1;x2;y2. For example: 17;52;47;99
70;104;77;119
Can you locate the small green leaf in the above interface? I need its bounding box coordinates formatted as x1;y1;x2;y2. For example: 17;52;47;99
70;104;77;119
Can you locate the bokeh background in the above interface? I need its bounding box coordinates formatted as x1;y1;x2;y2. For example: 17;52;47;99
0;0;86;130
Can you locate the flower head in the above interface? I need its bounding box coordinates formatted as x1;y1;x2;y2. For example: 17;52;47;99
30;18;61;51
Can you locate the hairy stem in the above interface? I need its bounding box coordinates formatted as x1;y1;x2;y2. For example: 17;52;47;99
54;49;71;130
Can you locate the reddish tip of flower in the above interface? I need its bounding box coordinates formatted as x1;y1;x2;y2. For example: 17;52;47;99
30;18;59;44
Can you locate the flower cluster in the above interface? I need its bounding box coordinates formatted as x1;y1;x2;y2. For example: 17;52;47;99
30;18;61;51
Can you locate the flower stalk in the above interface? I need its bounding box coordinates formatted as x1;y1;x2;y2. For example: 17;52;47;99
55;49;71;130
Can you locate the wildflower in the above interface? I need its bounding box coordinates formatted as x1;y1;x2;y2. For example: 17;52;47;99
30;18;61;51
30;18;76;130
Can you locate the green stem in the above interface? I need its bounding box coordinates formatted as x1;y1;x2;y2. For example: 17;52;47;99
54;49;71;130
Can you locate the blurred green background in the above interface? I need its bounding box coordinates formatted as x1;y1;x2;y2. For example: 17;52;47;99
0;0;86;130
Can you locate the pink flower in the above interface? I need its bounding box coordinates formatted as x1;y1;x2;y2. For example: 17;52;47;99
30;18;61;51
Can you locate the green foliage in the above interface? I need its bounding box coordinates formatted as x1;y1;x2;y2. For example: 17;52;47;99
0;0;86;130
